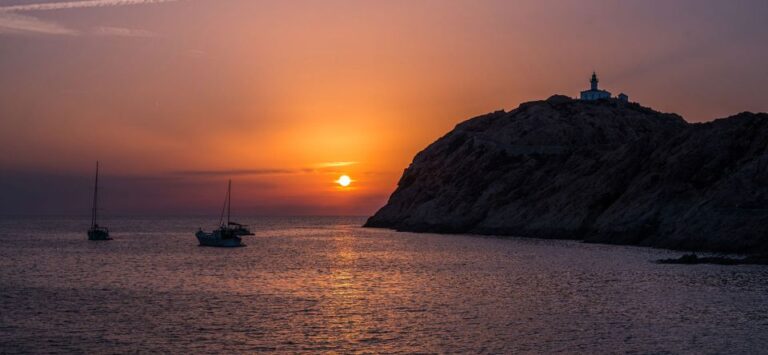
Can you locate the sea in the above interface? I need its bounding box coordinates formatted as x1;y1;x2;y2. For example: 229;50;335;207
1;216;767;354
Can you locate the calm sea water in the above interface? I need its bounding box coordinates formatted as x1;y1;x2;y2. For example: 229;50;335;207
1;216;767;353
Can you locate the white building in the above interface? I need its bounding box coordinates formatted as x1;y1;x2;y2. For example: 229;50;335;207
580;72;611;100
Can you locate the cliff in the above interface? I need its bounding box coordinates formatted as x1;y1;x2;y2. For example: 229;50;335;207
365;95;768;253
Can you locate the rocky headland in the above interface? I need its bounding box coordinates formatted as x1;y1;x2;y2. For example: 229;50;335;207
365;95;768;254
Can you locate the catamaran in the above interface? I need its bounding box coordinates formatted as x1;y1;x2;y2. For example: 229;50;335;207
196;180;254;247
87;161;111;241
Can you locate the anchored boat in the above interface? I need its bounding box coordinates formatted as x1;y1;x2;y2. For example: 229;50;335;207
196;180;253;247
87;161;111;241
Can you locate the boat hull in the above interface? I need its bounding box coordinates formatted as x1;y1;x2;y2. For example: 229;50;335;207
87;229;111;241
196;230;244;247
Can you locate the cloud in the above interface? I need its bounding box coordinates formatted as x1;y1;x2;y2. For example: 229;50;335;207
297;161;359;174
315;161;358;168
0;0;177;12
93;26;155;37
172;163;363;177
0;0;178;36
173;169;299;177
0;12;77;35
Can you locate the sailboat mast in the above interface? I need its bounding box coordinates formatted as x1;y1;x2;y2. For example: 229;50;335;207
227;179;232;225
92;161;99;227
218;179;230;226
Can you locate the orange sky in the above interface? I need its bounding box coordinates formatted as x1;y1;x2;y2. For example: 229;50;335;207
1;0;767;215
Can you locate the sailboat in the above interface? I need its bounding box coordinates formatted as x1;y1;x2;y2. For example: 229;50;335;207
87;161;111;241
196;179;254;247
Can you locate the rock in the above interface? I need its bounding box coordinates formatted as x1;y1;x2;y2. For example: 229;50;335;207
657;254;768;265
365;96;768;254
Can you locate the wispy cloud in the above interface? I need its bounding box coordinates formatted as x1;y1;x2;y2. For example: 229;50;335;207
173;169;299;177
0;0;177;36
172;162;362;177
94;26;155;37
0;0;177;12
315;161;358;168
0;12;77;35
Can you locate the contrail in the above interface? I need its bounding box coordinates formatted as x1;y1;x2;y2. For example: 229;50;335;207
0;12;77;34
0;0;177;12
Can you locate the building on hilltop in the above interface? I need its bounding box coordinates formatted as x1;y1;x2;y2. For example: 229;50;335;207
580;72;611;100
579;72;629;102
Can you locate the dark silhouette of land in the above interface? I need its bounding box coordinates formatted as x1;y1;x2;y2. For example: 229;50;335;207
366;95;768;254
658;254;768;265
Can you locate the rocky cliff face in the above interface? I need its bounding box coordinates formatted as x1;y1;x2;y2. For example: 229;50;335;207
365;95;768;253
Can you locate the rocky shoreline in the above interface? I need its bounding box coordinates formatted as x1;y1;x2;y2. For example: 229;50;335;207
657;254;768;265
365;96;768;254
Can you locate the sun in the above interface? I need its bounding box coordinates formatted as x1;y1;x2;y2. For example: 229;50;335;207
336;175;352;187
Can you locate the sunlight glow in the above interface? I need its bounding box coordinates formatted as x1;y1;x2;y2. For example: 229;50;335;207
336;175;352;187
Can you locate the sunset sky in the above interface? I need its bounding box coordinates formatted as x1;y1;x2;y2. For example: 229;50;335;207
1;0;767;216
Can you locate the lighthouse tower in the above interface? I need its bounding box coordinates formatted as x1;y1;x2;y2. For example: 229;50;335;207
580;72;611;101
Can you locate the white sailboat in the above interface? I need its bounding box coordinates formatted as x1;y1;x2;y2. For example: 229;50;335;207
87;161;111;241
196;180;253;247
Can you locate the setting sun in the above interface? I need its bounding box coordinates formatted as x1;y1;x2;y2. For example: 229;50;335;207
336;175;352;187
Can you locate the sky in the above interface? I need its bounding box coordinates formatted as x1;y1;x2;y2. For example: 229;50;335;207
1;0;767;216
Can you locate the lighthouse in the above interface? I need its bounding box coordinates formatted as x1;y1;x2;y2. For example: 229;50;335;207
579;72;612;101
